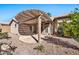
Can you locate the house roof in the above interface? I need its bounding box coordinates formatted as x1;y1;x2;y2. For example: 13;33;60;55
54;14;70;20
9;18;18;25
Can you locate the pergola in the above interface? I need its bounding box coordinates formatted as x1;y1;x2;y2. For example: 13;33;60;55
15;9;52;43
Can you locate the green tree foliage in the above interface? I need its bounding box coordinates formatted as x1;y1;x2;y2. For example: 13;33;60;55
69;8;79;41
58;20;72;37
47;12;52;17
58;8;79;42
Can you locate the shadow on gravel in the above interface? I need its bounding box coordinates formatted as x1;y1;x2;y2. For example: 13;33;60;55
42;36;79;51
31;35;38;43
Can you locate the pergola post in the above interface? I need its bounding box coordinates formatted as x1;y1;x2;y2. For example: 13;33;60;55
38;15;41;43
48;23;51;35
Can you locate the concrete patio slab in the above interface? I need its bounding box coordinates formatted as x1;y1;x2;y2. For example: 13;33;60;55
19;34;45;43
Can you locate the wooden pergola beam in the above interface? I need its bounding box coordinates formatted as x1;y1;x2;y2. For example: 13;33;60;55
21;15;41;23
23;11;35;17
16;14;41;24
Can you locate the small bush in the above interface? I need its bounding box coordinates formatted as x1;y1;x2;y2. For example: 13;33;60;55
0;32;8;39
34;44;45;52
0;43;17;55
9;46;17;52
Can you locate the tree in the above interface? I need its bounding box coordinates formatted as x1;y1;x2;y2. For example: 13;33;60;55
47;12;52;17
58;8;79;42
69;8;79;41
58;20;72;37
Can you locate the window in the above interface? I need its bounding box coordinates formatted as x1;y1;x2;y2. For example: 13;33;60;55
15;24;17;28
0;29;2;32
30;26;35;33
30;26;32;31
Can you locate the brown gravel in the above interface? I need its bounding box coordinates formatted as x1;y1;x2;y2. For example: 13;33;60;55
0;33;79;55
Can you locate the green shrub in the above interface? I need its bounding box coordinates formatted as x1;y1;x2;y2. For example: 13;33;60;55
0;32;8;39
57;8;79;42
57;21;72;38
57;24;64;37
33;44;45;52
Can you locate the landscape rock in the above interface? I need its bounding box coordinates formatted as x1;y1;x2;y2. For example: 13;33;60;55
1;44;10;51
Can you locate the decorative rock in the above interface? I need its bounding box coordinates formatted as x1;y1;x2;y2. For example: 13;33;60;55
1;44;10;51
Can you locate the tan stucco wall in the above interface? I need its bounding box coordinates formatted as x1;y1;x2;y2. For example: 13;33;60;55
0;24;10;33
18;23;53;35
18;23;37;35
1;25;10;33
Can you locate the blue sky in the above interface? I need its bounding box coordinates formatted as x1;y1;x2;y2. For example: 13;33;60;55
0;4;79;23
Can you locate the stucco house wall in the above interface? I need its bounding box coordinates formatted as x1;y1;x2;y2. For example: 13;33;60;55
53;17;70;34
10;20;19;35
18;23;53;35
1;25;10;33
18;23;36;35
0;24;10;33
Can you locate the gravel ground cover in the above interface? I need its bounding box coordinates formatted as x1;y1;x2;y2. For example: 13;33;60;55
0;33;79;55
